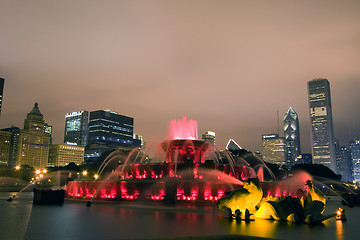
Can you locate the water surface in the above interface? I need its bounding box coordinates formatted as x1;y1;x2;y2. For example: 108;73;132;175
0;193;357;240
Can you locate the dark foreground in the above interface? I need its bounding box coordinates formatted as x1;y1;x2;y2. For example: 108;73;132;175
0;192;357;240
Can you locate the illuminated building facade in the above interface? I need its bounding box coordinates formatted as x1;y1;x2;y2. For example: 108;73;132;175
308;78;336;172
16;103;51;169
262;134;286;165
335;142;353;182
49;144;85;167
349;139;360;183
294;154;312;165
0;127;20;166
283;107;301;167
0;78;4;117
0;130;11;165
202;131;216;144
85;110;140;164
64;111;89;146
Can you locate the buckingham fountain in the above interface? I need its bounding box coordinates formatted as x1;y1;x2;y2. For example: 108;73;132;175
65;116;346;223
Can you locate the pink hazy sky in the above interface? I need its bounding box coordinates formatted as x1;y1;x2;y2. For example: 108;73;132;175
1;0;360;153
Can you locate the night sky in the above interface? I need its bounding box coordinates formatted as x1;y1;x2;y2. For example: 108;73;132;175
1;0;360;153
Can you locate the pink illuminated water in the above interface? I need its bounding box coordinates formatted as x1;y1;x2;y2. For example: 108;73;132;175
168;115;198;140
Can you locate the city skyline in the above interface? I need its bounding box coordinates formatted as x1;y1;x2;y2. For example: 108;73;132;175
1;1;360;153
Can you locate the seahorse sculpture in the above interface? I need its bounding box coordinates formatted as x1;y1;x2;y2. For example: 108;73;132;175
217;178;263;218
255;180;332;224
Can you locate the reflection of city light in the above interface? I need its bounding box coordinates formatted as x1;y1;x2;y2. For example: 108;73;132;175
15;165;20;170
35;170;41;175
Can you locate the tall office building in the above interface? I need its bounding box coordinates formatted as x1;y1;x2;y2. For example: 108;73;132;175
202;131;216;144
85;110;140;164
64;111;89;146
16;103;51;169
0;130;11;165
349;139;360;183
308;78;336;172
283;107;301;168
335;142;353;182
262;134;286;165
0;78;4;116
1;126;20;167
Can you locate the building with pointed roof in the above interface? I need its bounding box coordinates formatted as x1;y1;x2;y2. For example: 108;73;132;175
226;139;242;152
16;103;51;169
283;107;301;167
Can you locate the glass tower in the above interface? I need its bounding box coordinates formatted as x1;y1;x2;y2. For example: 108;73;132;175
349;139;360;183
283;107;300;168
308;78;336;172
88;110;136;146
84;110;141;164
64;111;89;146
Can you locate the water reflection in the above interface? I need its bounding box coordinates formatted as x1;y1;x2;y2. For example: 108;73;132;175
336;221;343;240
0;192;33;240
0;193;354;240
220;218;278;239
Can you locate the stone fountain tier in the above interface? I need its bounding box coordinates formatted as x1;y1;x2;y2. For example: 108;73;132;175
66;178;243;203
160;139;212;164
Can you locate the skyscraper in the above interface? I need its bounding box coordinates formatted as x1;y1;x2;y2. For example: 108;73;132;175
85;110;140;164
261;134;286;165
335;142;353;182
283;107;301;167
0;78;4;116
349;139;360;183
308;78;336;172
64;111;89;146
0;126;20;166
17;103;51;169
0;130;11;165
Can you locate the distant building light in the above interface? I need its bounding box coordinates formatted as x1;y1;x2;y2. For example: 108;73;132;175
65;111;84;118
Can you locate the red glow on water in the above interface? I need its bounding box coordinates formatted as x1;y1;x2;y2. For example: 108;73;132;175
168;115;198;140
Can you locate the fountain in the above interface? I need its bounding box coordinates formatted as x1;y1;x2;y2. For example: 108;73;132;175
66;115;258;203
65;114;347;222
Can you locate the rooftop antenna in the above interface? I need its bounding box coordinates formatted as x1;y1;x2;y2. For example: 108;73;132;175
277;110;280;136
